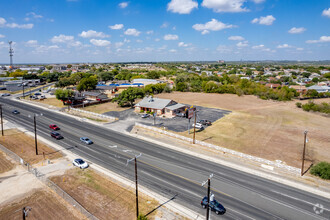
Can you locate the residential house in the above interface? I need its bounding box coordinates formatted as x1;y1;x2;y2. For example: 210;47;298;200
307;85;330;93
265;83;281;89
289;85;307;94
82;91;108;101
134;96;187;117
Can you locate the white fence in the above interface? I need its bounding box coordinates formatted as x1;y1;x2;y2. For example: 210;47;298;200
69;108;117;121
135;122;301;174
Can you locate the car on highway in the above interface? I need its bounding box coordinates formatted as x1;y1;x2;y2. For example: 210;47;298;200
201;196;226;215
80;137;93;145
141;113;150;118
51;131;63;140
49;124;60;130
73;158;89;169
192;123;204;130
198;119;212;126
1;93;11;97
12;110;20;114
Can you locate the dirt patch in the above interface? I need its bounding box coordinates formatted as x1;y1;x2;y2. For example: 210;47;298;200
51;168;159;220
0;189;83;220
82;101;131;114
0;152;15;174
155;92;330;168
0;129;62;164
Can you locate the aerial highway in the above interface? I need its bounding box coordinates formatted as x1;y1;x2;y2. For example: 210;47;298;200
1;97;329;220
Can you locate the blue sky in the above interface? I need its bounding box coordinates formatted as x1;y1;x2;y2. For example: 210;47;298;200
0;0;329;63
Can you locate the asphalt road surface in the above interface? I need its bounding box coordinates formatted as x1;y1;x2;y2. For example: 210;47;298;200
1;97;330;220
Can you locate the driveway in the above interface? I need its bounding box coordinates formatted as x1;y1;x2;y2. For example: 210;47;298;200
104;106;231;132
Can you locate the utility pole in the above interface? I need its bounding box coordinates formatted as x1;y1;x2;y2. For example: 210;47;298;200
34;115;38;155
0;104;3;136
22;207;26;220
126;153;142;219
301;130;308;176
202;174;213;220
193;109;197;144
135;157;139;219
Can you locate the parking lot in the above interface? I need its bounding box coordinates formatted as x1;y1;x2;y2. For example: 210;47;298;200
104;106;231;132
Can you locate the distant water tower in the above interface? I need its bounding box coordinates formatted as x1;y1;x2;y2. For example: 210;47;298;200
9;41;14;69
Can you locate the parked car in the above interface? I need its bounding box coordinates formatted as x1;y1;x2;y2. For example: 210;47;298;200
12;110;20;114
1;93;11;97
51;131;63;140
80;137;93;145
40;95;46;99
73;158;89;169
49;124;60;130
141;113;150;118
201;196;226;215
192;123;204;130
176;112;186;117
34;92;41;96
198;119;212;126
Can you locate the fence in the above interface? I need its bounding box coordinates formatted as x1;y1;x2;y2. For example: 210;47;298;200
135;122;301;174
0;144;99;220
69;108;116;121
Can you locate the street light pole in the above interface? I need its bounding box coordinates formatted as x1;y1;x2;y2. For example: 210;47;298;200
0;104;3;136
135;157;139;219
193;109;196;144
301;130;308;176
202;174;213;220
34;115;38;155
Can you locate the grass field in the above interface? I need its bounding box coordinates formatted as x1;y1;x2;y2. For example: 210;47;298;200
0;152;15;174
35;97;65;108
82;101;130;114
0;190;82;220
0;129;62;164
156;92;330;168
51;168;159;220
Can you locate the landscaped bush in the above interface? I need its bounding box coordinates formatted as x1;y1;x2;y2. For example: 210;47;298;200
310;162;330;180
146;111;151;114
140;110;144;113
296;102;302;108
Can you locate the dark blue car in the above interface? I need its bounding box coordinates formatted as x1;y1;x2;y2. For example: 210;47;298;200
201;196;226;215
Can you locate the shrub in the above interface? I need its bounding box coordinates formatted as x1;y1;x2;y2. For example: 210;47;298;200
137;214;148;220
140;110;144;113
146;111;151;114
310;162;330;180
296;102;302;108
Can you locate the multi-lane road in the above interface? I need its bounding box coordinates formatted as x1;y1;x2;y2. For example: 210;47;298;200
1;97;329;219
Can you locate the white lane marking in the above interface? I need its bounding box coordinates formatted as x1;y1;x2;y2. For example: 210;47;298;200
271;190;330;212
227;207;255;220
123;149;132;153
109;145;117;148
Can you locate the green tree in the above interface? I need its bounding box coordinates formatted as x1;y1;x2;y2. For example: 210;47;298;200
55;89;74;103
310;162;330;180
146;71;161;79
113;87;145;107
67;64;72;69
77;75;98;92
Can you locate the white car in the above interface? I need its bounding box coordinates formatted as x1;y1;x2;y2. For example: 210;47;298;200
73;158;88;169
192;123;204;130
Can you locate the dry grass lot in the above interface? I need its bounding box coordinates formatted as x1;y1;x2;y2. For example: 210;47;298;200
34;97;65;108
51;168;159;220
0;129;62;164
82;101;130;114
156;92;330;168
0;152;15;174
0;190;82;220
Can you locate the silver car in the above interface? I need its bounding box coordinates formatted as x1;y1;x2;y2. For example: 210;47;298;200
80;137;93;145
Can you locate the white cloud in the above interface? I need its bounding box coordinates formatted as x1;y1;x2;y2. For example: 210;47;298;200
288;27;306;34
124;28;141;36
216;45;232;53
277;44;291;48
25;12;43;21
296;48;304;51
192;18;234;34
251;15;275;25
164;34;179;40
161;22;169;28
90;39;111;46
252;44;264;49
178;42;188;47
51;34;74;43
109;24;124;30
0;18;6;26
201;0;248;13
79;30;109;38
169;49;177;53
251;0;265;3
119;2;129;8
322;8;330;18
26;40;38;47
306;36;330;43
146;30;154;35
155;38;161;42
68;41;82;47
236;41;248;47
228;35;244;41
34;45;59;53
167;0;198;14
136;39;143;43
115;42;124;48
0;34;5;38
6;23;34;29
124;38;130;43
